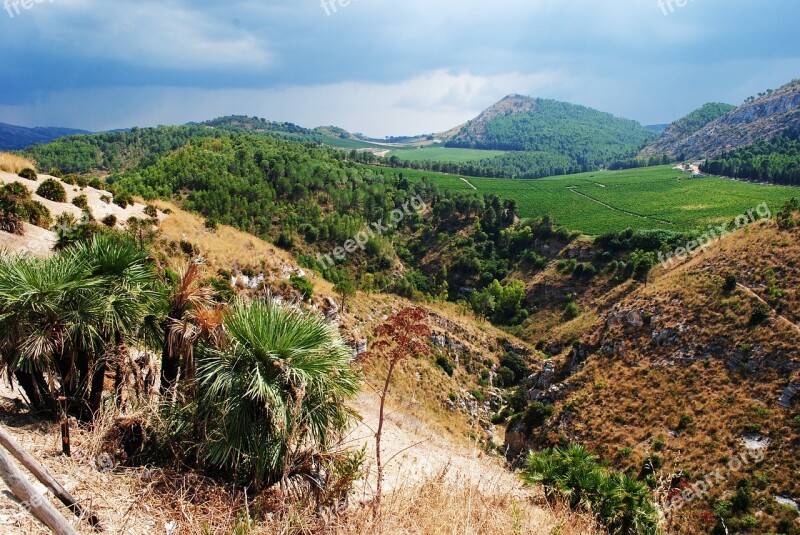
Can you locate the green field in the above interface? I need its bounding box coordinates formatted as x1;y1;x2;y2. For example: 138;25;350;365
369;165;799;235
387;146;507;163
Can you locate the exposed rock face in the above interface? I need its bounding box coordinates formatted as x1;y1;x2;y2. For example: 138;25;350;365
641;80;800;159
778;383;799;409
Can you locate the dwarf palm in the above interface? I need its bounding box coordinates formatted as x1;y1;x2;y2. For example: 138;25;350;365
195;297;360;487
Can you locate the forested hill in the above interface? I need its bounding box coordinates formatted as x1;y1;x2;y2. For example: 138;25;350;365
0;122;90;151
443;95;655;163
639;102;735;158
702;129;800;185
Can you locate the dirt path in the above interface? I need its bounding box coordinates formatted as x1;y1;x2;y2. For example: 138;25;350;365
460;177;478;190
345;393;528;499
737;283;800;336
566;186;673;225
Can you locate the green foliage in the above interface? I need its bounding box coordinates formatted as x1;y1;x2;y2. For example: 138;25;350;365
445;98;655;166
36;178;67;202
522;445;659;534
724;273;738;292
144;205;159;218
0;182;51;233
523;401;554;430
72;194;88;209
703;131;800;186
18;168;37;181
114;192;134;208
469;279;528;325
194;298;360;486
101;214;118;228
750;304;771;325
499;352;530;386
0;234;161;415
289;275;313;301
435;354;454;377
564;302;580;320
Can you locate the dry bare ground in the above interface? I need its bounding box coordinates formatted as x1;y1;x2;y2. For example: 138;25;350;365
0;170;157;257
0;381;596;535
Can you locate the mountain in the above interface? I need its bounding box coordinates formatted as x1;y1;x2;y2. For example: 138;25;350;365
441;95;655;164
641;80;800;160
0;122;90;151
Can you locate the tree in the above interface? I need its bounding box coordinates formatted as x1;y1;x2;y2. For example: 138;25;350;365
357;307;431;511
333;278;356;313
160;261;217;397
194;297;360;487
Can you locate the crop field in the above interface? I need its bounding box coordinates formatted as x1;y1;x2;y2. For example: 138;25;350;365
387;146;507;163
368;165;800;235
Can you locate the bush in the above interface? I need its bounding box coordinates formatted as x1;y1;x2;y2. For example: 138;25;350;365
749;304;771;325
113;193;134;208
289;275;314;301
101;214;117;227
36;178;67;202
495;366;515;387
274;232;294;250
72;194;88;209
523;401;554;430
500;352;530;385
144;205;158;218
47;168;62;178
523;445;659;534
724;273;737;292
564;302;580;320
18;168;37;181
436;355;454;377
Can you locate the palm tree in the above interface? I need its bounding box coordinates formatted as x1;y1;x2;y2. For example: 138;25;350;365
67;234;162;417
0;235;162;418
195;297;360;488
159;260;215;397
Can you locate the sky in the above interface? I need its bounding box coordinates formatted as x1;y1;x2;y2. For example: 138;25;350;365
0;0;798;137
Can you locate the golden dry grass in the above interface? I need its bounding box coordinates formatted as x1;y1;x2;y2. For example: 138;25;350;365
254;469;598;535
0;152;35;174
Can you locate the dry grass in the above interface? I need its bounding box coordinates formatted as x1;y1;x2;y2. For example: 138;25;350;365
254;469;598;535
0;153;35;174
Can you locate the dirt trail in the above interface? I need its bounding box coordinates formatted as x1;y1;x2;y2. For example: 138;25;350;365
345;393;528;499
737;282;800;336
460;177;478;190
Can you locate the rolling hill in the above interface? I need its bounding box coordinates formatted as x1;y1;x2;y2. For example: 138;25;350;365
442;94;656;160
0;122;90;151
640;102;736;158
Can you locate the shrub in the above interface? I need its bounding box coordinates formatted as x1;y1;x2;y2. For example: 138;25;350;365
724;273;737;292
677;413;694;431
749;304;771;325
204;217;218;230
101;214;117;227
144;205;158;218
113;193;134;208
18;168;37;181
289;275;314;301
523;401;554;430
436;355;454;377
564;302;580;320
36;178;67;202
500;352;530;385
274;232;294;250
72;194;88;209
47;168;62;178
495;366;515;387
523;445;659;534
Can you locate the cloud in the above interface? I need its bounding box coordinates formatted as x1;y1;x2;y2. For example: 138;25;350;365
0;0;798;132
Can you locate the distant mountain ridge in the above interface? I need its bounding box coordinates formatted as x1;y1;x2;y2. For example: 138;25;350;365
0;122;90;151
641;80;800;159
